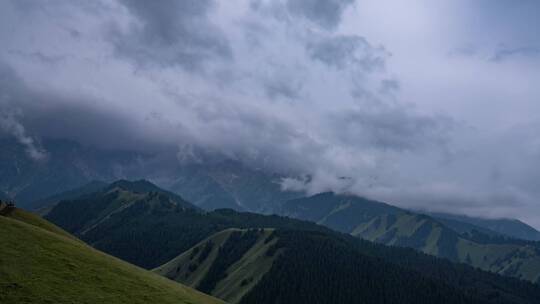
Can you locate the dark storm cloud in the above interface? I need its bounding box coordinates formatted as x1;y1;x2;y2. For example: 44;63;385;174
22;101;161;152
307;35;386;70
2;0;540;227
0;61;174;153
0;0;445;166
286;0;354;30
111;0;232;70
333;106;452;151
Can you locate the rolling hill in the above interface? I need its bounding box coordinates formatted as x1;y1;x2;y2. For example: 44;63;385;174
0;204;224;304
284;192;540;283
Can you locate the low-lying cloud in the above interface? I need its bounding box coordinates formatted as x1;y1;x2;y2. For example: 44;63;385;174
0;108;47;162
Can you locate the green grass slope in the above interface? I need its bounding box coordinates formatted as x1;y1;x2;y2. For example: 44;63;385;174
353;213;540;282
0;208;225;304
154;228;279;304
3;206;78;241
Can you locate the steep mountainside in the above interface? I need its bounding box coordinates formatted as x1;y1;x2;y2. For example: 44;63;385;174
169;160;301;213
45;180;198;235
0;206;224;304
284;192;540;283
45;180;324;269
430;212;540;241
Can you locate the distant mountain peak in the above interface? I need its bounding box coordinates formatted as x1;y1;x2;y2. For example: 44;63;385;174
108;179;157;191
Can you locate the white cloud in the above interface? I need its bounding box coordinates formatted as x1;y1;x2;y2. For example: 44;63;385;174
0;108;47;161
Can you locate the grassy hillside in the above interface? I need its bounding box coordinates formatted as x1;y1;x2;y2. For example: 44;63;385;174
0;207;224;304
353;213;540;282
3;207;78;241
155;229;279;304
156;228;540;304
284;192;540;283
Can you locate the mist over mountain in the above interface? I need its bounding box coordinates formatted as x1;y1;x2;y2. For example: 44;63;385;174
0;137;302;215
1;0;540;228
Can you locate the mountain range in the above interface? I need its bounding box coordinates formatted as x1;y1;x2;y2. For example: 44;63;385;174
0;138;144;206
37;178;540;283
0;138;299;214
283;192;540;283
4;140;540;303
167;160;302;212
35;180;540;303
5;137;537;240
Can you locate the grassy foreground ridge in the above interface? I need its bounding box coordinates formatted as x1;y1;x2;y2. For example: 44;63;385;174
0;207;224;304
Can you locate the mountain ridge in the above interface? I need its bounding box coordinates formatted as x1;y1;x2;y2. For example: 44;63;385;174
429;211;540;241
283;192;540;283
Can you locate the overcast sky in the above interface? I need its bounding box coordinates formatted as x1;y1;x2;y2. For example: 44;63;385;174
1;0;539;227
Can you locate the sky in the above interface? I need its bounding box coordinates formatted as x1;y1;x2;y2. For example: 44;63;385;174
1;0;539;227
